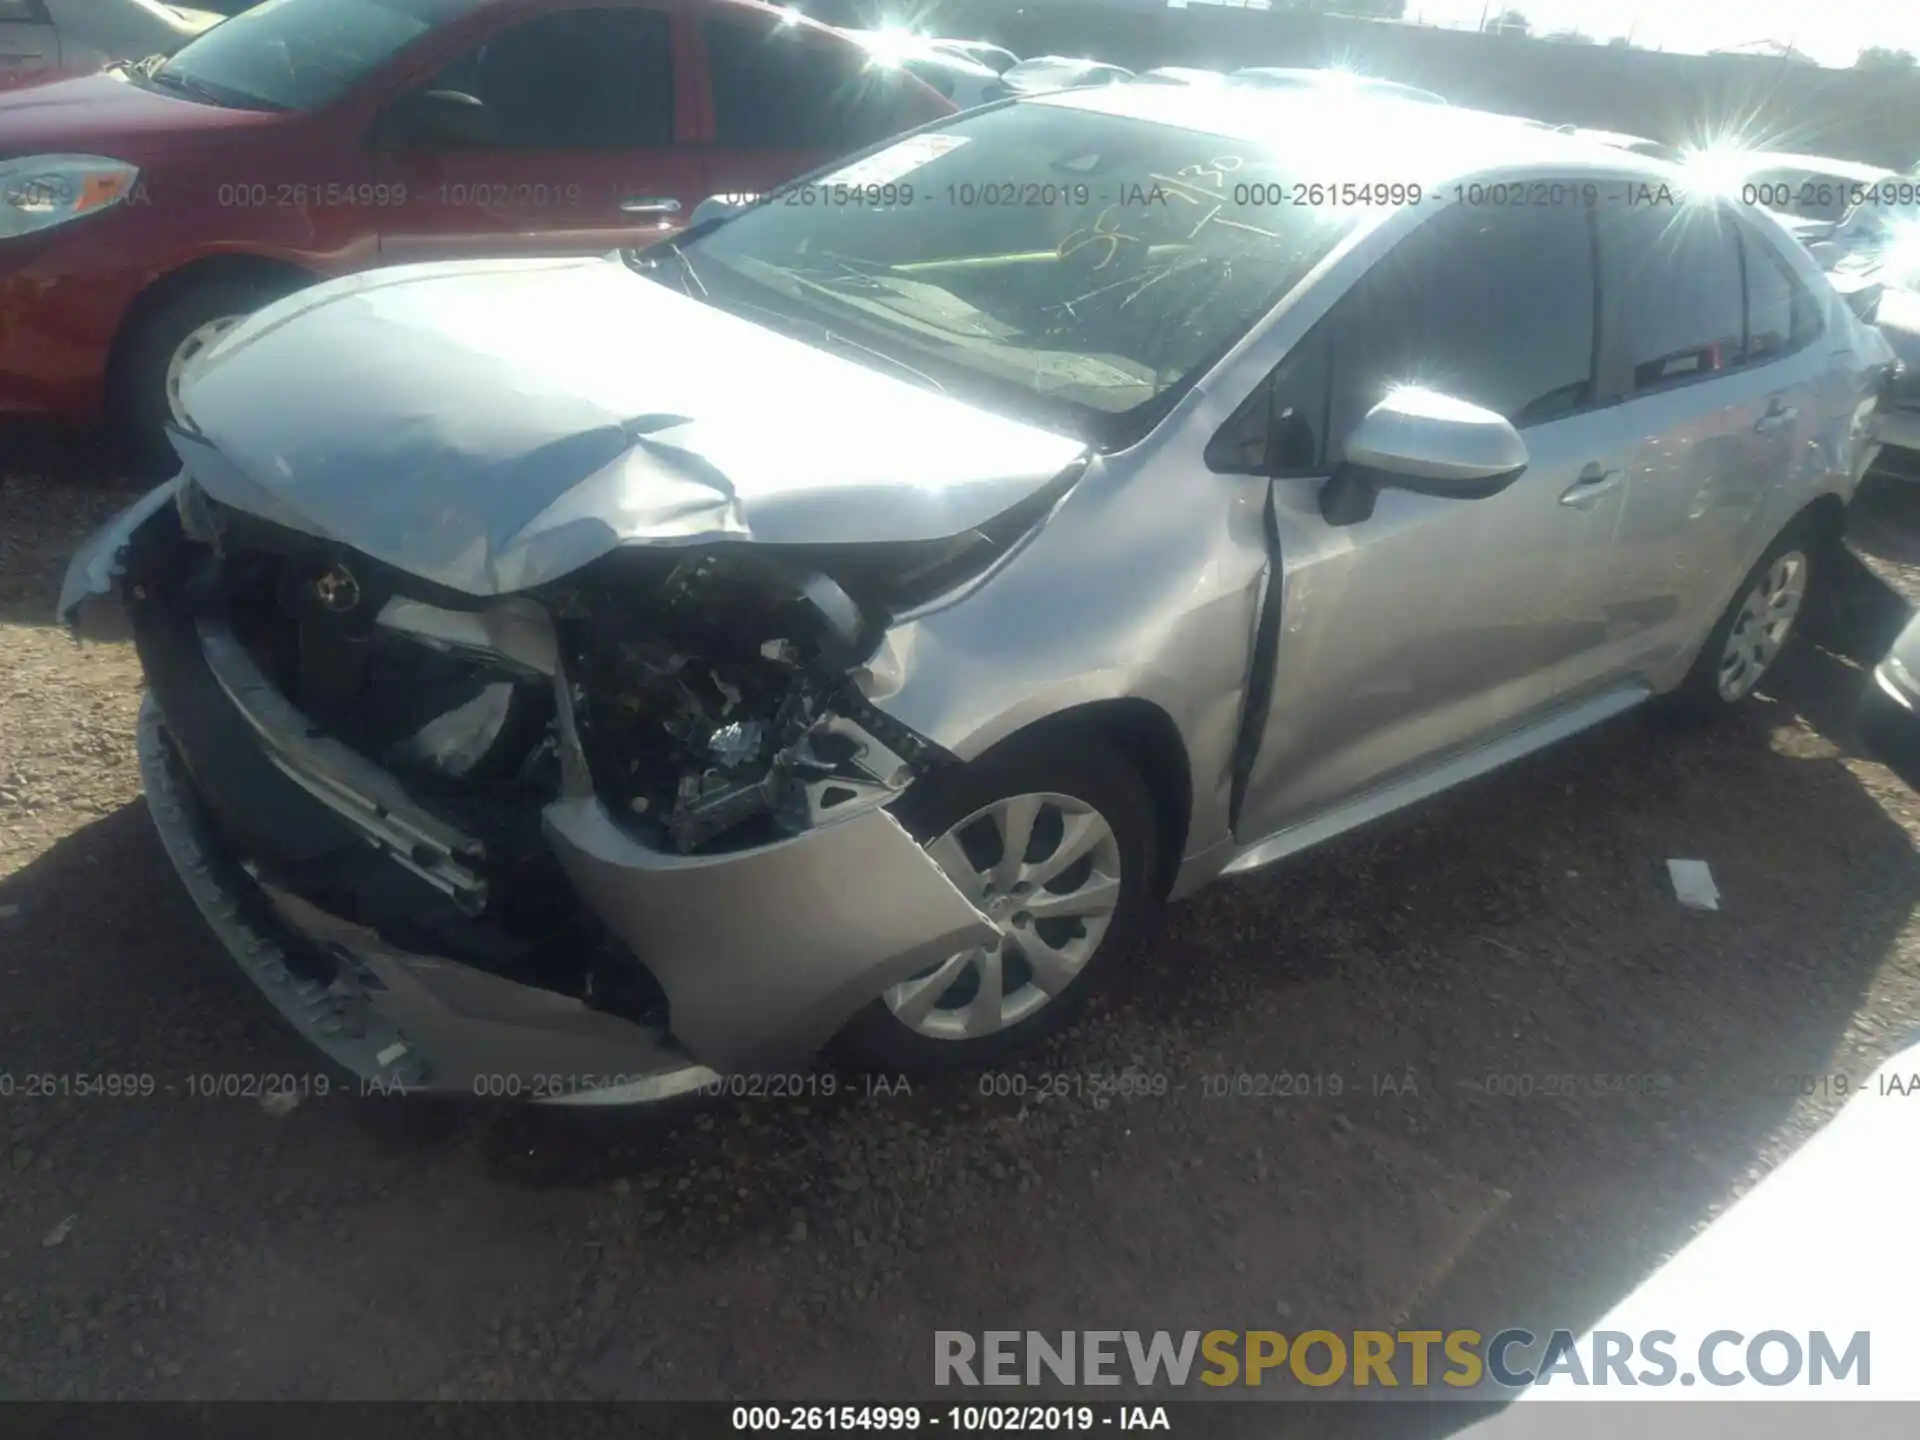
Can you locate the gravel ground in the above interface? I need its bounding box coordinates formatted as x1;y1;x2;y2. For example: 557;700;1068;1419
1;446;1917;1415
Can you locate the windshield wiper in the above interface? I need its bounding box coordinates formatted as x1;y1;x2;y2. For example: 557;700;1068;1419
138;66;284;112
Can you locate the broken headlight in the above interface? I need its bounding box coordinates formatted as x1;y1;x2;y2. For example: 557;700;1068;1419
561;550;940;854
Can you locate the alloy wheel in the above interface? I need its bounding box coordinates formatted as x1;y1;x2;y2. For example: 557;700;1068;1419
884;791;1124;1041
1717;549;1808;701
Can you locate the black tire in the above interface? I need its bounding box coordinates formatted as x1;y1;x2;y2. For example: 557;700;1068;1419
832;733;1160;1075
113;274;304;474
1675;520;1824;713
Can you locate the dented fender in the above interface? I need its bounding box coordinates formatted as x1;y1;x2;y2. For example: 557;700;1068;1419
543;796;997;1072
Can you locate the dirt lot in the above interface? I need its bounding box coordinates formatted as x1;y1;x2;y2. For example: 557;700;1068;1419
2;444;1917;1414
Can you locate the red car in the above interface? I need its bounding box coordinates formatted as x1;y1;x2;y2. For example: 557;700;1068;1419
0;0;951;462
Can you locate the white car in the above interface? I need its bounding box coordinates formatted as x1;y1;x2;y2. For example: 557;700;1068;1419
1712;149;1897;238
1558;127;1680;163
839;28;1003;111
928;37;1018;76
1134;66;1227;86
0;0;224;88
994;55;1133;96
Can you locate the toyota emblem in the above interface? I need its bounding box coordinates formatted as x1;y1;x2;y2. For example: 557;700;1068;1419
313;563;361;613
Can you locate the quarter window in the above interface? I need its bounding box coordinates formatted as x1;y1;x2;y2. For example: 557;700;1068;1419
423;8;673;149
1598;204;1745;396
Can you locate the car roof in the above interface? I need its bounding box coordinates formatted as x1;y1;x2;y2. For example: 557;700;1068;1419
1030;84;1676;184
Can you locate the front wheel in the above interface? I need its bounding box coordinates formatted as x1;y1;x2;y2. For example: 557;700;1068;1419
832;734;1160;1074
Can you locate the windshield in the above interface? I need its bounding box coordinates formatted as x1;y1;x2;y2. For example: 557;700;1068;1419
147;0;473;112
661;102;1366;446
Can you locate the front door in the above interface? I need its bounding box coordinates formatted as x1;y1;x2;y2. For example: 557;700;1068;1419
372;2;705;262
1235;199;1635;839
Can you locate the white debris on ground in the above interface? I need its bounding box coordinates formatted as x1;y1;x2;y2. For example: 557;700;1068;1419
1667;858;1722;911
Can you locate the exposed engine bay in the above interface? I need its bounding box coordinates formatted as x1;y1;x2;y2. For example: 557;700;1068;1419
170;476;1071;869
555;549;950;854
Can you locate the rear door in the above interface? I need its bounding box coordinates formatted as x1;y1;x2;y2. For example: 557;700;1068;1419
0;0;54;87
373;1;703;262
1590;200;1826;679
689;10;951;202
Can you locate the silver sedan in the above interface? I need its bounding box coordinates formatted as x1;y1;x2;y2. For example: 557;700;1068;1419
62;85;1894;1099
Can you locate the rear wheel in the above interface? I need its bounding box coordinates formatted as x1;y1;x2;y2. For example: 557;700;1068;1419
832;734;1159;1074
1678;523;1819;710
114;274;304;473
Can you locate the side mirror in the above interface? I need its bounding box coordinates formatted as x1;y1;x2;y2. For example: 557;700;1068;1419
688;192;759;229
1320;388;1529;526
384;89;493;149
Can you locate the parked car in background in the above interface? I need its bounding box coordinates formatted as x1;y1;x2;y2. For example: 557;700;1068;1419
1857;610;1920;789
839;27;1001;110
1559;126;1679;163
992;55;1132;96
0;0;952;464
60;85;1892;1099
1695;148;1898;241
0;0;225;90
1863;283;1920;468
1232;67;1447;104
1134;66;1226;85
927;37;1017;75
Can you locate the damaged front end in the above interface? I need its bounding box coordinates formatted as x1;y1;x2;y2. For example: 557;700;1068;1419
61;459;1076;1094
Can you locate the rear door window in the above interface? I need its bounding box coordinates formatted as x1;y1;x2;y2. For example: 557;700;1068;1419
1596;204;1745;396
1739;225;1823;363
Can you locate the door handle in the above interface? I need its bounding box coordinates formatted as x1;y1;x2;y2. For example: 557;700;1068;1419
1558;463;1622;509
618;196;682;216
1754;398;1799;434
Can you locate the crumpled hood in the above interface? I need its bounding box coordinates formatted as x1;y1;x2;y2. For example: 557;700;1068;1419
174;255;1088;597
